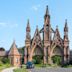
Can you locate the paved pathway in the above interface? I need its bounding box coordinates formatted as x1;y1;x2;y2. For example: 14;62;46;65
1;67;17;72
28;68;72;72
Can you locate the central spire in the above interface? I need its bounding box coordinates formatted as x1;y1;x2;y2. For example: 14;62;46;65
46;5;49;15
26;19;30;32
44;5;50;25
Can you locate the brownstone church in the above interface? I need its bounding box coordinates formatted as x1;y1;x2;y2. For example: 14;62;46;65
0;6;71;67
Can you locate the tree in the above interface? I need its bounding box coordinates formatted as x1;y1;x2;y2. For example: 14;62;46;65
0;47;5;51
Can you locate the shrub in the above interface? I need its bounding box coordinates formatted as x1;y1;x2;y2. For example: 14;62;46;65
52;55;61;65
1;57;10;64
33;55;43;64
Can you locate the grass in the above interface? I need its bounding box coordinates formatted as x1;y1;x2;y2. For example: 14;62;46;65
62;64;72;68
0;63;11;72
14;67;28;72
35;63;59;68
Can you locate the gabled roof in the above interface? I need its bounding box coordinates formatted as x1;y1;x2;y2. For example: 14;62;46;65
52;26;63;46
8;40;20;56
31;26;42;47
53;26;60;40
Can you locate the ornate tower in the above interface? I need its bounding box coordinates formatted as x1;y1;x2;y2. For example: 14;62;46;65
43;6;51;64
24;19;31;64
63;19;70;64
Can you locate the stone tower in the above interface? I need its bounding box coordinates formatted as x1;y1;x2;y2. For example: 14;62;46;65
43;6;51;64
24;19;31;64
63;19;70;64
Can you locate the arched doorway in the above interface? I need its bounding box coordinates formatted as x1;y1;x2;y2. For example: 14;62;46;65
31;45;43;64
51;46;63;65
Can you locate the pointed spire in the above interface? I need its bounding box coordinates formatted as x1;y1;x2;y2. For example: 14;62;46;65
44;5;50;22
46;5;49;15
56;25;58;29
36;25;38;30
27;19;30;27
56;25;60;37
26;19;30;32
64;19;68;32
36;25;39;35
64;19;68;40
56;25;58;32
12;39;16;48
8;39;20;56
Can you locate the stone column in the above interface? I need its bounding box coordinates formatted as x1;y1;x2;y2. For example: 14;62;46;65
64;47;67;64
24;47;27;64
43;46;47;64
28;46;31;61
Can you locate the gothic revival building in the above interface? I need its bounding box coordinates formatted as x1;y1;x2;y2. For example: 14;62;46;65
0;6;71;67
24;6;70;65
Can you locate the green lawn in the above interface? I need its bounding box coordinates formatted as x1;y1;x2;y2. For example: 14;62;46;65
0;63;11;72
14;68;28;72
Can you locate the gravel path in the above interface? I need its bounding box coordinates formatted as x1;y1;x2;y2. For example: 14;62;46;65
28;68;72;72
1;67;17;72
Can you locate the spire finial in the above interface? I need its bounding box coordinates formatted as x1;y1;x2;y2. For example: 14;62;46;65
26;19;30;32
65;19;67;26
64;19;68;32
27;19;29;26
46;5;49;15
56;25;58;29
13;39;15;45
36;25;38;29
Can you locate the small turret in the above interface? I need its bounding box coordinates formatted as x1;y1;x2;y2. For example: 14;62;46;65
64;19;68;40
56;26;60;38
26;19;31;40
24;19;31;64
63;19;69;64
26;19;30;32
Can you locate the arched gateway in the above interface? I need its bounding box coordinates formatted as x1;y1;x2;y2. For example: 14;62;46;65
24;6;70;65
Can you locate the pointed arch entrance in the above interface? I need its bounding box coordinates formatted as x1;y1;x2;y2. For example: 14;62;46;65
29;44;43;63
51;45;64;65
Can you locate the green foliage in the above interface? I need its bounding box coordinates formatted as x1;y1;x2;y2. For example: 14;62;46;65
0;61;3;66
1;57;10;64
33;55;43;64
0;47;5;51
52;55;61;65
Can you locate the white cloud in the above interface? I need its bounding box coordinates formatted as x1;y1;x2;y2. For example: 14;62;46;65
32;4;41;11
0;22;7;27
9;23;18;28
0;22;18;28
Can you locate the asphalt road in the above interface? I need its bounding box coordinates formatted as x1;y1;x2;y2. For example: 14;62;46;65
28;68;72;72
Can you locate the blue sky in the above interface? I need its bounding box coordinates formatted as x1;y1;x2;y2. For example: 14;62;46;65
0;0;72;50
